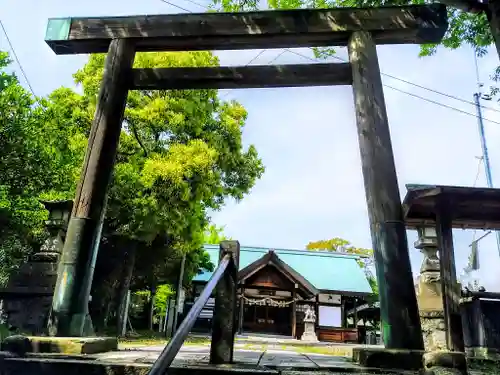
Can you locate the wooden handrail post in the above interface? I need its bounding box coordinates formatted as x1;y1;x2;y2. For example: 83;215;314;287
210;241;240;364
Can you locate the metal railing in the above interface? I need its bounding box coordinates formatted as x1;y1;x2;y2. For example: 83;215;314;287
148;249;237;375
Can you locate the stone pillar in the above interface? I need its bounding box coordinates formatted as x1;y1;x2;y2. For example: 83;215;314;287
4;200;73;335
414;227;446;351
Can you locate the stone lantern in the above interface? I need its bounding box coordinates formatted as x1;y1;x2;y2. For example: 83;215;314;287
414;226;446;351
3;200;73;335
32;200;73;262
415;227;439;274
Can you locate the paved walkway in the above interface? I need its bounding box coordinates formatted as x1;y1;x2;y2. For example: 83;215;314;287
96;343;490;374
97;344;359;370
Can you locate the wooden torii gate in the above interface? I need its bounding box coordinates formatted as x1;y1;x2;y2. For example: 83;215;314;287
44;4;448;349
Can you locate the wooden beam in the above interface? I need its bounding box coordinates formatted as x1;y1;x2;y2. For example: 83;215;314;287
435;198;465;352
348;31;424;350
131;63;352;90
45;4;448;55
291;286;297;338
238;284;244;334
406;217;500;231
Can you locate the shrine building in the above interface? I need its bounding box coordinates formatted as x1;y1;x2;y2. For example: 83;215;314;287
186;245;376;343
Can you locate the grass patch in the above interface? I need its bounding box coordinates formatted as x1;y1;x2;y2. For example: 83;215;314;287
288;345;353;357
236;343;353;357
469;360;500;375
119;334;210;348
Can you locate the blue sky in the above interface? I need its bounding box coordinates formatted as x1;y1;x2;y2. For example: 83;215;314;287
2;0;500;290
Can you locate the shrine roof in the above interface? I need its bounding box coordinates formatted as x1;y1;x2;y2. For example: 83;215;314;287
403;184;500;230
194;245;373;295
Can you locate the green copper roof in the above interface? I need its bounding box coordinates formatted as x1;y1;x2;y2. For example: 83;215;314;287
194;245;373;294
45;18;71;41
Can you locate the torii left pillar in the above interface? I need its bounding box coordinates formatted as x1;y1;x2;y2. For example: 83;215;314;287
50;39;135;336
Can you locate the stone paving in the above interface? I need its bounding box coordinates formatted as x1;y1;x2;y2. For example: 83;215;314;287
95;344;358;370
94;343;492;374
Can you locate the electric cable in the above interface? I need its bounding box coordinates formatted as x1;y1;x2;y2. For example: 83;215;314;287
0;20;36;97
169;0;500;118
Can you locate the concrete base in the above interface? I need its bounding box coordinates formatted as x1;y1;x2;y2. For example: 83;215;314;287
422;351;467;375
352;347;424;370
1;335;118;355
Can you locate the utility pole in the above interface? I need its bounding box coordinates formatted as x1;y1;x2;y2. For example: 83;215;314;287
473;91;500;257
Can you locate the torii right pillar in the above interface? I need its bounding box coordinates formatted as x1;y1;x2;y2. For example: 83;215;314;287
348;31;424;350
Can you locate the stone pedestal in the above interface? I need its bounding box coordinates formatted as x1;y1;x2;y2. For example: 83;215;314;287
300;306;318;342
301;320;318;342
414;227;446;352
3;200;72;335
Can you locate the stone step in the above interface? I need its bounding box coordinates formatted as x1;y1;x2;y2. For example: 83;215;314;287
0;355;419;375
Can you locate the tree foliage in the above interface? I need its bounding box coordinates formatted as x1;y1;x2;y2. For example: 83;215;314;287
306;237;378;299
0;52;16;91
0;50;264;329
204;224;232;244
0;55;84;284
212;0;498;89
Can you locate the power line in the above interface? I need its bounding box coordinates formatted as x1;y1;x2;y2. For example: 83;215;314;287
285;48;500;125
286;48;500;115
382;72;500;114
473;156;484;187
159;0;192;12
219;50;286;99
160;0;500;125
0;20;36;97
182;0;208;9
172;0;500;116
385;84;500;126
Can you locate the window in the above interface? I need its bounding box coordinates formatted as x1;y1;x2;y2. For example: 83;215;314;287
318;305;342;327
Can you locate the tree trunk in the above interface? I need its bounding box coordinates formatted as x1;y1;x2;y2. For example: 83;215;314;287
488;0;500;61
114;241;138;335
148;285;156;331
89;237;123;332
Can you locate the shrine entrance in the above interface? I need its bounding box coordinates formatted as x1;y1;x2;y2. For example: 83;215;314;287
45;4;448;351
242;299;292;336
236;250;317;337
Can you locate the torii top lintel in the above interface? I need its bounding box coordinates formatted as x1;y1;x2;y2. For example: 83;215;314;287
45;4;448;55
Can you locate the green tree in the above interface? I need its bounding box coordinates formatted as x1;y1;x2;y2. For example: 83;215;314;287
0;52;84;284
0;52;16;91
68;51;264;329
203;224;232;244
306;238;378;300
0;50;263;330
154;284;174;318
